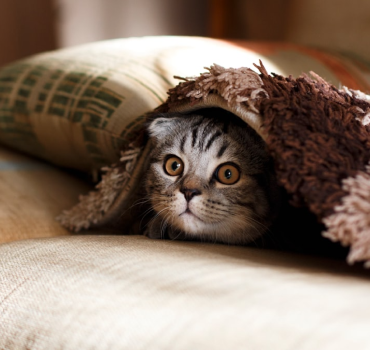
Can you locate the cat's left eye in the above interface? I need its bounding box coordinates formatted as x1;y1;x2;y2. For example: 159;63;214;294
164;156;184;176
215;163;240;185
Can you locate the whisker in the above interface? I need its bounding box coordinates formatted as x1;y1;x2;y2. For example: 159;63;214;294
147;207;171;229
139;207;156;230
129;197;152;209
160;214;169;239
246;216;271;233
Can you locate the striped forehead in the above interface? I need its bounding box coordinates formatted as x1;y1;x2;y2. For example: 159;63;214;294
177;118;230;159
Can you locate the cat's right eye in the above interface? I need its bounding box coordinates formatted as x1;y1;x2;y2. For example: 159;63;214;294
214;163;240;185
164;156;184;176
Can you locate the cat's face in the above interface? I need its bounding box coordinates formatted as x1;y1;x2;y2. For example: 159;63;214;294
145;111;280;245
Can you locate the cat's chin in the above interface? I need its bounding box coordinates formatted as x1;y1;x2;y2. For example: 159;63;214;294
177;211;211;233
145;213;265;245
179;210;205;224
174;212;265;245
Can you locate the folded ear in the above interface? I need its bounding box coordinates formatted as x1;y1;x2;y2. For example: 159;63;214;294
147;115;181;139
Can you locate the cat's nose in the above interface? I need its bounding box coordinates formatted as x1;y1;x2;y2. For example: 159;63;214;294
180;188;201;202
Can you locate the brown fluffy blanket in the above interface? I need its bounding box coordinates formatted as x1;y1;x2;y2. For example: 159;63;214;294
58;61;370;267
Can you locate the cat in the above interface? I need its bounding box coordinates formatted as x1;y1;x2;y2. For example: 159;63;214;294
143;108;281;245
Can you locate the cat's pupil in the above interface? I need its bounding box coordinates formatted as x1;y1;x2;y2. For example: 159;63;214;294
225;169;232;179
172;161;180;171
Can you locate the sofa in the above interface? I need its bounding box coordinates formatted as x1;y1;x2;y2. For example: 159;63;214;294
1;36;370;349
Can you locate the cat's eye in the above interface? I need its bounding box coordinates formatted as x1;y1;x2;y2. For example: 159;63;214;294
164;156;184;176
215;163;240;185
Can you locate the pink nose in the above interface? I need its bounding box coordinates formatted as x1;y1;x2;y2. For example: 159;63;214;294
180;188;201;202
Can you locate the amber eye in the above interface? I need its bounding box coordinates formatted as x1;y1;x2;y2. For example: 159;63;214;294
215;163;240;185
164;156;184;176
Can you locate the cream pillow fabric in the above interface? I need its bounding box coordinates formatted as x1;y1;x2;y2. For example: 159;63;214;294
1;235;370;349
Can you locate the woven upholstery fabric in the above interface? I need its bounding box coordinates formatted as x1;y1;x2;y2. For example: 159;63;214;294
1;235;370;350
0;146;91;243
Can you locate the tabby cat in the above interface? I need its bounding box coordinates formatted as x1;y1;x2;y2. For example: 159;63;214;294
144;108;281;245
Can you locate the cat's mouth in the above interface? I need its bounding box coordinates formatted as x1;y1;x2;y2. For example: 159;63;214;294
179;208;205;223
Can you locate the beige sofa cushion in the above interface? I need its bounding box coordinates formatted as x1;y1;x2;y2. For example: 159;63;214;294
0;146;91;244
1;235;369;349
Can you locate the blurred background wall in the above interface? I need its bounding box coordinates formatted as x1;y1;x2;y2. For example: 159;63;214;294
0;0;56;67
56;0;209;47
0;0;369;67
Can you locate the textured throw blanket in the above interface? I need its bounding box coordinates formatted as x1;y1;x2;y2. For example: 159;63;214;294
58;61;370;267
